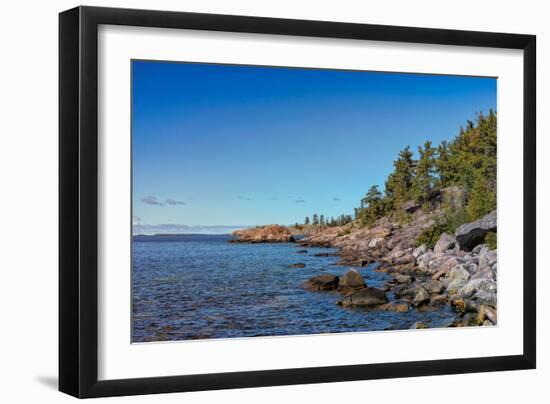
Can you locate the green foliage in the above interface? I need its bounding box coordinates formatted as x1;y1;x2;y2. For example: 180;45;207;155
356;110;497;227
436;140;452;188
411;141;437;205
385;146;415;211
484;232;497;250
306;111;496;235
415;224;444;249
358;185;384;227
304;213;352;227
466;171;496;221
415;208;469;249
443;110;497;218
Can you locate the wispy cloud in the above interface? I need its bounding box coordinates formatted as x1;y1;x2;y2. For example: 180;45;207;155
238;196;254;201
332;197;341;202
295;199;306;203
165;198;186;206
141;196;164;206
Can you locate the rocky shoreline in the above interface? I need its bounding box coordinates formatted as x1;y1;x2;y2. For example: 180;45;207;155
231;224;295;243
298;210;497;328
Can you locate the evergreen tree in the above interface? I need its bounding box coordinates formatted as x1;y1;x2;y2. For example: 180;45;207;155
320;214;325;226
312;214;319;225
304;216;310;225
435;140;451;188
411;141;437;205
385;146;415;211
359;185;383;226
443;110;497;219
466;171;496;221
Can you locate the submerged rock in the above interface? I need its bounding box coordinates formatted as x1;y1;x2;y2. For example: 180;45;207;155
313;252;340;257
288;263;306;268
303;274;339;291
379;302;409;313
338;287;388;307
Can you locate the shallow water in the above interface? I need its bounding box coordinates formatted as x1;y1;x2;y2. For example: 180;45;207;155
132;234;455;342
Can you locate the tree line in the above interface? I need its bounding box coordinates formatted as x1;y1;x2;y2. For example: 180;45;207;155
355;110;497;227
303;213;353;227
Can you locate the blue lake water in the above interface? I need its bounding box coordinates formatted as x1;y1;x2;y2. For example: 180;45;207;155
132;234;455;342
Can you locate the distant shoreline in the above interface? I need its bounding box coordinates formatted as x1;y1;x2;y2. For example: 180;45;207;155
133;233;234;237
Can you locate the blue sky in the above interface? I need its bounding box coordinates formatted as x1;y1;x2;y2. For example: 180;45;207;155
132;60;496;233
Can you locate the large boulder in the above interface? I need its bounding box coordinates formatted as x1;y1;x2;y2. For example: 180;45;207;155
471;279;497;305
338;287;388;307
444;265;471;296
458;278;493;299
434;233;457;254
446;265;471;283
231;225;295;243
303;274;339;291
455;210;497;251
338;269;366;292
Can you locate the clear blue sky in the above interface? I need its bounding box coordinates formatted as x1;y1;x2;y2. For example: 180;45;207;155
132;60;496;232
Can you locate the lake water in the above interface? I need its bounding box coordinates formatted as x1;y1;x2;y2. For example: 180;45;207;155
132;234;455;342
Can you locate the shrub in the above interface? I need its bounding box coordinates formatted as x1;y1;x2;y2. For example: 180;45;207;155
415;223;445;249
415;208;469;249
484;232;497;250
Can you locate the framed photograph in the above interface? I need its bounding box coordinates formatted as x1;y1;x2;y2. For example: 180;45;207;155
59;6;536;398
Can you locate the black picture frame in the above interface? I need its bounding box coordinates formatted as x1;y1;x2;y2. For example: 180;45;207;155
59;5;536;398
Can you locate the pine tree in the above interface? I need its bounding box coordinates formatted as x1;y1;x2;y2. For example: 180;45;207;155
359;185;383;226
312;214;319;225
320;214;325;226
466;171;496;221
385;146;415;212
435;140;451;188
304;216;310;225
412;141;437;205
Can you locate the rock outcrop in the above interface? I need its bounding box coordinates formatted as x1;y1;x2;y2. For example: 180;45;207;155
455;210;497;250
231;225;295;243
